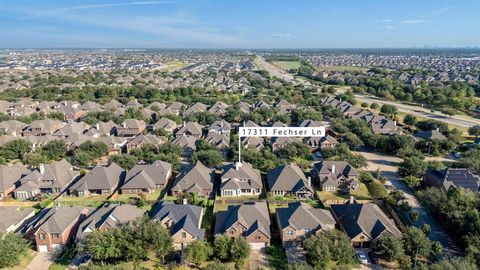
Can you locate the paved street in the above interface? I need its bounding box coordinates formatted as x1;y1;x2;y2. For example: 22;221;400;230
356;148;460;258
353;94;480;128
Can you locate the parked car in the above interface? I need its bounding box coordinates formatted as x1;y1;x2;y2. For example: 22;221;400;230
357;251;368;264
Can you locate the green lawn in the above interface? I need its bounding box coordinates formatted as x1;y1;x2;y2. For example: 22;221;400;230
57;195;108;207
6;249;35;270
115;189;163;202
317;183;371;202
272;60;302;70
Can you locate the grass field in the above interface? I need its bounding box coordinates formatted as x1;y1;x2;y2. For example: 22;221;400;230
272;60;302;70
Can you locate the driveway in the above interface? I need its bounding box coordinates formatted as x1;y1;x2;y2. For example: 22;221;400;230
285;245;306;264
26;252;55;270
355;148;460;258
249;248;269;269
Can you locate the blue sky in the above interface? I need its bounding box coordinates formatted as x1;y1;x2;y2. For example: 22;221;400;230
0;0;479;48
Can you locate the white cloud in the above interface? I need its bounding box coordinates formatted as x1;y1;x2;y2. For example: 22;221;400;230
271;33;296;39
379;25;395;30
400;19;431;24
50;1;180;13
374;19;392;23
433;6;450;15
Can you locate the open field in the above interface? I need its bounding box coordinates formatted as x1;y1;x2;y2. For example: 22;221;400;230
272;60;302;70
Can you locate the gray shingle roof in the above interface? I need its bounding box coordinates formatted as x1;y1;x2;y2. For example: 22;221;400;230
276;202;335;230
331;202;401;240
123;160;172;189
171;161;214;193
151;201;205;240
70;163;124;192
221;162;262;190
267;164;312;193
214;201;271;238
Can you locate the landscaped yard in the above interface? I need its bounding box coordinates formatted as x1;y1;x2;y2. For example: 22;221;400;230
57;195;108;207
267;243;288;270
317;183;371;203
114;189;163;202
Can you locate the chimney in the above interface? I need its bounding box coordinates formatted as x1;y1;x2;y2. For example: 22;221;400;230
183;198;188;205
393;121;397;126
349;196;355;204
307;176;311;186
436;128;439;131
39;164;45;174
235;162;243;171
331;164;336;174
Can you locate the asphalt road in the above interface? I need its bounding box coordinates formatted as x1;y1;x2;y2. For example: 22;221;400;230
353;94;480;129
356;148;460;258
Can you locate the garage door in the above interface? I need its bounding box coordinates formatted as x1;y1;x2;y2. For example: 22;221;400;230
249;242;267;250
38;245;48;253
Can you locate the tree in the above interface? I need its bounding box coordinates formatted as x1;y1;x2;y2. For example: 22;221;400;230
23;152;48;167
398;156;427;177
71;150;94;168
193;150;223;168
213;235;232;261
0;233;31;268
0;139;31;160
288;263;314;270
230;237;250;270
370;103;379;110
404;114;417;126
402;227;432;258
108;154;139;170
304;230;356;270
204;260;231;270
468;125;480;138
403;175;422;188
183;240;213;265
368;180;387;200
380;104;397;117
376;235;404;261
41;140;68;160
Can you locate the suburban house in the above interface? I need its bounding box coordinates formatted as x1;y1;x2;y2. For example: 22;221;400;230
29;206;90;252
276;202;336;247
76;204;145;241
14;160;79;199
330;199;402;247
21;119;64;136
208;101;228;116
116;119;147;137
152;117;178;134
424;168;480;192
151;201;205;250
121;160;172;194
85;121;117;137
267;164;314;199
305;135;338;150
125;134;165;153
312;161;360;192
176;122;204;138
0;120;26;136
69;163;125;196
0;207;36;233
415;129;448;141
170;161;214;197
172;135;198;157
205;132;230;158
241;136;265;150
271;137;300;152
98;136;128;155
52;122;89;138
183;102;208;116
275;99;296;115
208;120;231;135
220;162;262;197
0;163;31;199
214;201;271;250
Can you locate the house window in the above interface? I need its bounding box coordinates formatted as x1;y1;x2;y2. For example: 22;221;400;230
52;233;60;238
39;233;45;240
182;232;187;238
286;230;294;236
256;236;261;240
230;230;235;235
